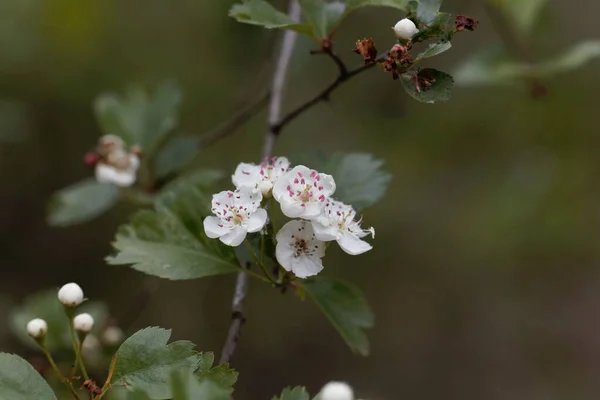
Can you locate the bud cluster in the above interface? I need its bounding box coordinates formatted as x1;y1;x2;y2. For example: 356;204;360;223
84;134;142;187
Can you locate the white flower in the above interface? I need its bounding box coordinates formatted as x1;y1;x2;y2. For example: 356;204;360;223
26;318;48;338
95;151;140;187
272;165;336;220
393;18;418;40
232;156;290;197
97;134;125;156
58;282;84;307
275;220;325;278
73;313;94;333
311;199;374;255
203;187;267;247
319;381;354;400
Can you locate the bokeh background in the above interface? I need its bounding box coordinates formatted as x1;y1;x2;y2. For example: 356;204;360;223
2;0;600;399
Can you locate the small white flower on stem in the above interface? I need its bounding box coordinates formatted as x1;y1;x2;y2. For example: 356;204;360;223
275;220;325;278
73;313;94;333
393;18;418;40
311;199;375;255
58;283;84;307
319;381;354;400
232;156;290;197
26;318;48;339
272;165;336;220
203;187;267;247
95;150;140;187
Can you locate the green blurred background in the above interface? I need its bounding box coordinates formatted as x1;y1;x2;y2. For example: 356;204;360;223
2;0;600;399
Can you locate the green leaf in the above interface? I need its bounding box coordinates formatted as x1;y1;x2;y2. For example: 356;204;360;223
344;0;411;15
411;11;452;42
172;371;232;400
302;277;374;356
113;327;200;399
47;178;119;227
400;68;454;103
293;152;392;210
415;40;452;60
416;0;442;25
537;40;600;76
194;352;238;391
94;80;182;150
298;0;345;38
107;182;239;280
154;136;201;179
11;289;108;351
229;0;314;36
271;386;310;400
0;353;57;400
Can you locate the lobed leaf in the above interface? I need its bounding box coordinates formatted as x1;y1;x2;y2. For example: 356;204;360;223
106;178;239;280
47;178;119;227
113;327;200;399
302;277;374;356
194;352;238;391
0;353;56;400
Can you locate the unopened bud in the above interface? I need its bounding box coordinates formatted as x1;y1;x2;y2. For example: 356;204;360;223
393;18;418;40
320;382;354;400
58;283;84;307
73;313;94;333
26;318;48;339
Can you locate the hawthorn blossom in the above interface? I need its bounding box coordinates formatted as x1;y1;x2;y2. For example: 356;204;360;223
311;199;375;255
26;318;48;339
203;187;267;247
275;220;325;278
319;382;354;400
272;165;336;220
58;282;84;307
232;156;290;196
95;149;140;187
73;313;95;333
393;18;418;40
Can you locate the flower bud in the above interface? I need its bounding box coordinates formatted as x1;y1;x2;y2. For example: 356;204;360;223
319;381;354;400
102;326;125;346
73;313;94;333
393;18;418;40
58;283;84;307
26;318;48;339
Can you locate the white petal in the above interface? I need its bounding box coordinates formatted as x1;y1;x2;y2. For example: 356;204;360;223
319;173;336;197
95;163;136;187
292;256;324;278
311;221;340;241
128;154;140;170
276;219;305;243
232;163;260;188
302;202;324;220
219;226;247;247
275;241;295;272
211;190;235;210
246;208;267;233
280;200;305;218
337;233;372;255
236;186;263;210
203;216;231;238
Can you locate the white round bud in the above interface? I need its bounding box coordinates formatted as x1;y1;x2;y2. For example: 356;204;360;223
102;326;125;346
26;318;48;339
320;381;354;400
393;18;418;40
57;283;84;307
257;180;273;197
73;313;94;333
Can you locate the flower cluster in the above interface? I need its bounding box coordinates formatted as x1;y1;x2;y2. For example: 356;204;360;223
84;134;141;187
203;157;374;279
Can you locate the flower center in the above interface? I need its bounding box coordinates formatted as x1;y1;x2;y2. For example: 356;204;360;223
286;170;326;204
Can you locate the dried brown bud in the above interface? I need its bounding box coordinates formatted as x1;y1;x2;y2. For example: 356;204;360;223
455;15;479;31
83;152;100;167
381;56;399;80
82;379;102;395
353;38;378;64
389;44;406;59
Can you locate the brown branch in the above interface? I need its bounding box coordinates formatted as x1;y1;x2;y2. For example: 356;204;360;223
219;0;302;365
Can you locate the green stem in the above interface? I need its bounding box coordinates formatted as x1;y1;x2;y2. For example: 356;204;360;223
245;239;277;285
66;310;90;381
76;339;90;381
41;347;80;400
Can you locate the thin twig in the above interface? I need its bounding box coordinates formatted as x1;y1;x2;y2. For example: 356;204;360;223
219;0;301;365
272;56;384;135
325;49;349;78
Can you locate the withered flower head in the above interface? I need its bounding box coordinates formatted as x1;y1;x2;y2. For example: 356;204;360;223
353;38;378;64
455;15;479;31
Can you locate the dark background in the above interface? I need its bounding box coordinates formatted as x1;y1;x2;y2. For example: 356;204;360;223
1;0;600;399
